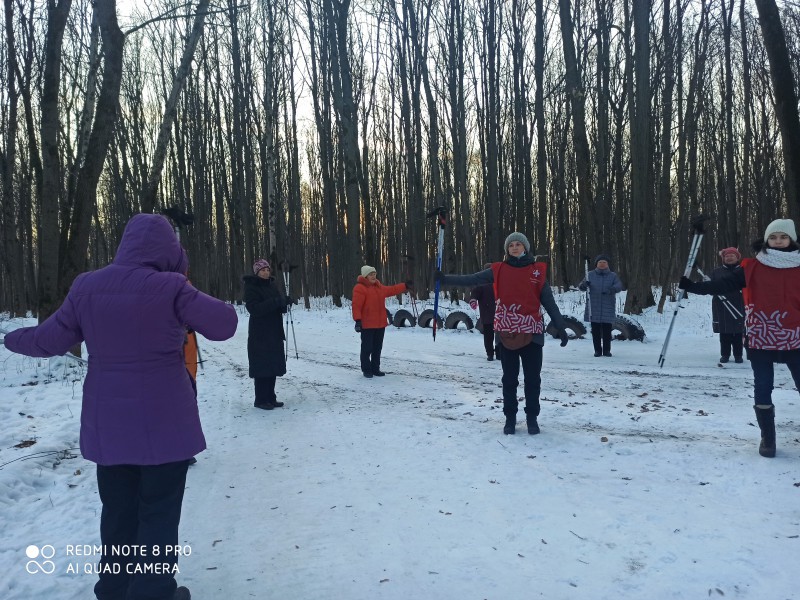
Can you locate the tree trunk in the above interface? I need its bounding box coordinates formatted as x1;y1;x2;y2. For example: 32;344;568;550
754;0;800;220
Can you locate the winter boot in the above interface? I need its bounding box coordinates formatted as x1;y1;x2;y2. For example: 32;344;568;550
526;416;540;435
719;356;729;363
754;405;776;458
254;402;274;410
503;415;516;435
173;587;191;600
734;356;744;363
373;370;386;376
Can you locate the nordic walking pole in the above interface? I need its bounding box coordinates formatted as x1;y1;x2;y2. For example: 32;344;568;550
695;267;744;319
584;255;592;321
280;260;299;359
658;215;710;368
428;206;447;341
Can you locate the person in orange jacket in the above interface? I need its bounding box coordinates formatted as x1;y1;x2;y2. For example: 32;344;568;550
352;265;412;377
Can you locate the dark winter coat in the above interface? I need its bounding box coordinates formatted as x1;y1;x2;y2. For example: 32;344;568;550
710;264;745;334
469;283;496;323
579;268;623;324
244;275;288;378
3;214;238;466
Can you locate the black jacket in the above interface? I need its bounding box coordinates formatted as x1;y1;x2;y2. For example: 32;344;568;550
243;275;287;378
710;264;745;334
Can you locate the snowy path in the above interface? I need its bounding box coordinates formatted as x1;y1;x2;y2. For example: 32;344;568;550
2;299;800;599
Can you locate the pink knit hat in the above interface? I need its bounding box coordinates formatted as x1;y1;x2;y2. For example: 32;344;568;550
253;258;271;274
718;247;741;261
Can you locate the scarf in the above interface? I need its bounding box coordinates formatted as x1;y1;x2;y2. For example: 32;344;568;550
756;249;800;269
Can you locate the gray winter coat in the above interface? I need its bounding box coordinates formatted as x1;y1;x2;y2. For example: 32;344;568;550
579;268;623;324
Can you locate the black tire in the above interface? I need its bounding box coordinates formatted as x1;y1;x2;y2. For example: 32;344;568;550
445;310;474;330
392;309;417;328
547;315;587;339
476;317;484;333
417;308;444;329
612;314;646;341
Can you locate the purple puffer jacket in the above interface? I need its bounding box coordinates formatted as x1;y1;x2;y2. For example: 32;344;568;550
3;214;238;466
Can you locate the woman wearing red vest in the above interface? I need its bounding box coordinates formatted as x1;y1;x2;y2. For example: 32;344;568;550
437;232;570;435
352;266;413;377
680;218;800;458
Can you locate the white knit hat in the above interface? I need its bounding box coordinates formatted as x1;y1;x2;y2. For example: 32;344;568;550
764;218;797;242
361;265;377;277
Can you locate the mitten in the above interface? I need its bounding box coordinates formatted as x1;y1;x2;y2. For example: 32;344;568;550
559;330;569;347
354;320;362;333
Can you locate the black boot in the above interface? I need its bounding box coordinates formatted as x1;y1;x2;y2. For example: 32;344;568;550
526;416;540;435
174;586;191;600
503;415;516;435
754;405;776;458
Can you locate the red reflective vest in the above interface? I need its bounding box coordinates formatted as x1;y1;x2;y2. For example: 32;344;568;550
741;258;800;350
492;261;547;334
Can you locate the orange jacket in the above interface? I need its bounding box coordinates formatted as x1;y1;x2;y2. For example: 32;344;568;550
352;277;408;329
184;330;198;380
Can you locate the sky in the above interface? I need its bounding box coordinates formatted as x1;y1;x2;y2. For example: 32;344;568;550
1;289;799;600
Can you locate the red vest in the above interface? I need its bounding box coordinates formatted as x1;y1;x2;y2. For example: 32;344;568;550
492;261;547;333
741;258;800;350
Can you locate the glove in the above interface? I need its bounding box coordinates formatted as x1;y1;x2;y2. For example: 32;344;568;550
559;330;569;347
434;270;444;283
405;280;414;290
602;290;612;295
289;297;299;305
678;276;694;291
469;300;478;311
578;282;588;291
354;320;362;333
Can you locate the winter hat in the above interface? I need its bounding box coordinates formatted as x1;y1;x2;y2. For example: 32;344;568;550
718;247;741;261
252;258;271;274
504;232;530;253
594;254;612;268
361;265;377;278
763;218;797;242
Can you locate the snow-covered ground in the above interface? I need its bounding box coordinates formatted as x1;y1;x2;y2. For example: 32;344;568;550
1;290;798;600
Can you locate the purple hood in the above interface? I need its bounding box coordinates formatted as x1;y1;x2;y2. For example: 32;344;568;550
4;214;238;465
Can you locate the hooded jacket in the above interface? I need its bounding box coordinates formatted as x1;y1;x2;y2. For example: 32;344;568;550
3;214;238;465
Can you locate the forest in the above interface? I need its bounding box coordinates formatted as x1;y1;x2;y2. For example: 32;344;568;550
1;0;799;319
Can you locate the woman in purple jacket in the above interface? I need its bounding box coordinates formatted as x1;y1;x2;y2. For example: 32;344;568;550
4;214;237;600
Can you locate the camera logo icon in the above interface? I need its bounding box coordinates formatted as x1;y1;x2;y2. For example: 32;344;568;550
25;545;56;574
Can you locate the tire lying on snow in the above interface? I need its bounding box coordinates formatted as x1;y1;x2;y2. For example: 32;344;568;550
546;314;587;339
392;309;417;328
612;314;646;341
445;310;474;330
417;308;444;329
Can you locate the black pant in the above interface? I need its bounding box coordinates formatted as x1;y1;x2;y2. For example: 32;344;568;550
591;322;612;354
499;341;543;418
719;333;743;359
254;376;277;405
482;322;496;358
94;460;190;600
360;328;386;373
